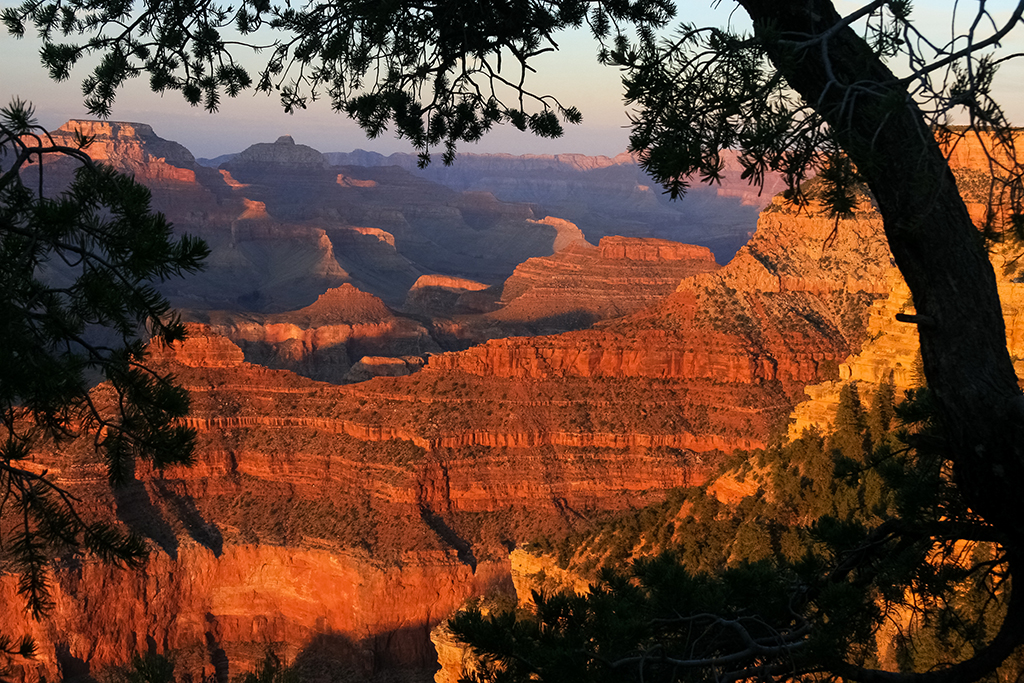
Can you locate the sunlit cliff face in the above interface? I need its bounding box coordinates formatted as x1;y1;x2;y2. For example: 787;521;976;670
8;123;1013;683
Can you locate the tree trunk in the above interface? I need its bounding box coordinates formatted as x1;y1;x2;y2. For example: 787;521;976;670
735;0;1024;551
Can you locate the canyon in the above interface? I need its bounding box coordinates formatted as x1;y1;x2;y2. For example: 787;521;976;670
245;147;786;262
4;123;1012;682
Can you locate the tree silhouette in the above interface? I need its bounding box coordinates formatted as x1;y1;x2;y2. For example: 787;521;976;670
0;99;207;667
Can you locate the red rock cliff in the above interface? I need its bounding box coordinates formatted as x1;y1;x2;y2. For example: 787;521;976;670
1;329;708;681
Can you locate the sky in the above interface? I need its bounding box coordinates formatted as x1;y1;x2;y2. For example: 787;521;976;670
2;0;1023;159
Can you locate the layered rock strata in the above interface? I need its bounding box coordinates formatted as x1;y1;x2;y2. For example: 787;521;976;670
8;120;954;683
1;328;706;681
402;276;497;319
430;195;892;433
486;237;720;332
4;184;894;679
787;129;1024;434
789;251;1024;436
195;285;438;383
33;120;235;223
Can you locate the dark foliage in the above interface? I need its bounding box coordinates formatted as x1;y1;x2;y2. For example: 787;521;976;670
0;99;207;668
451;387;1021;682
2;0;673;165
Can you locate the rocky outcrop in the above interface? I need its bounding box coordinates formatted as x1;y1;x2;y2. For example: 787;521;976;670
532;216;590;252
194;288;438;383
427;316;841;388
337;172;378;188
403;276;497;318
410;275;491;292
430;196;889;413
597;236;713;261
33;120;235;226
789;250;1024;436
147;324;246;367
10;120;958;683
49;120;201;184
785;132;1024;436
486;236;719;332
222;135;328;172
288;283;395;325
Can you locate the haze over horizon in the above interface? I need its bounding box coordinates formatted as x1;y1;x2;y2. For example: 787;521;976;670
1;22;638;158
6;0;1024;161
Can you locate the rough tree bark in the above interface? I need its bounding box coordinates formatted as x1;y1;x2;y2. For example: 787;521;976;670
736;0;1024;677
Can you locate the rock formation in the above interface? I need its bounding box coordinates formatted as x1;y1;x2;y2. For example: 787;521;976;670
410;230;725;348
343;355;427;383
32;120;235;222
194;284;438;383
486;236;720;332
3;151;895;680
424;129;1024;683
222;134;328;172
29;122;361;312
788;248;1024;436
403;276;498;319
7;120;962;683
786;130;1024;436
1;328;706;681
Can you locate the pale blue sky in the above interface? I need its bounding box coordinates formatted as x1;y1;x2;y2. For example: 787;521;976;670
2;0;1022;158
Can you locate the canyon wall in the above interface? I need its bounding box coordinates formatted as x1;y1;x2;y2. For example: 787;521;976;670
787;129;1024;434
3;159;892;683
789;251;1024;436
7;120;988;683
2;327;708;681
1;545;509;682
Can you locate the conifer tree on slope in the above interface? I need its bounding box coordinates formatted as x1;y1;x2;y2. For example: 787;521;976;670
5;0;1024;679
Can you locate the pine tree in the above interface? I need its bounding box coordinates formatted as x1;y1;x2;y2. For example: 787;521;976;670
867;373;897;450
828;382;869;462
0;99;208;665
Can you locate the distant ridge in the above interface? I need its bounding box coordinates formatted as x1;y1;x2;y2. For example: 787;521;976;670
196;145;780;262
322;149;639;172
197;149;636;171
